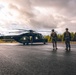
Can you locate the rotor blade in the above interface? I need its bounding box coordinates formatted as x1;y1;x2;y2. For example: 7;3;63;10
36;31;51;32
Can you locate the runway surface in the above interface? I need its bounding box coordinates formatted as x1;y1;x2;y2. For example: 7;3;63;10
0;43;76;75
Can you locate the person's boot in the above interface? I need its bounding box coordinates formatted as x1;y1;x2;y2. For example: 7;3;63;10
69;48;71;51
53;48;54;50
53;46;55;50
56;48;58;50
65;48;68;51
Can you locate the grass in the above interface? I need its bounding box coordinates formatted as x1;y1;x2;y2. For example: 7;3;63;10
0;40;17;43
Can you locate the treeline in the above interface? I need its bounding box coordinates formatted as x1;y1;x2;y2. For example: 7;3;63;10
44;32;76;42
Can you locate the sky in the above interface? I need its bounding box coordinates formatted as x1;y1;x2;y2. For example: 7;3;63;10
0;0;76;35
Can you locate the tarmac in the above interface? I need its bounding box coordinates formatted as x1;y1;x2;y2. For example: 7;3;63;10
0;43;76;75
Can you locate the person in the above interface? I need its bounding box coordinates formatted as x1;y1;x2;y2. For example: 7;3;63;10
51;29;58;50
64;28;71;51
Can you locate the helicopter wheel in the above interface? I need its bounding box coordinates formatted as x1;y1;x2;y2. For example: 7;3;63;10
43;42;46;44
23;43;25;45
26;42;29;45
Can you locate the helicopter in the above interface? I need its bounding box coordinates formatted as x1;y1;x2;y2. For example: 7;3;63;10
0;30;48;45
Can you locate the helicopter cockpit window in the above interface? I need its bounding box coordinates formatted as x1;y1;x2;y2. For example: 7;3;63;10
23;37;26;40
35;37;38;39
38;34;44;39
20;36;27;41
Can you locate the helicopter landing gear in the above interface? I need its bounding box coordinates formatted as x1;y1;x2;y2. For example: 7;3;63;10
43;42;46;44
23;42;29;45
23;43;25;45
26;42;29;45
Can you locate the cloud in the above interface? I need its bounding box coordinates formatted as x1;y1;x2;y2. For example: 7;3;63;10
0;0;76;34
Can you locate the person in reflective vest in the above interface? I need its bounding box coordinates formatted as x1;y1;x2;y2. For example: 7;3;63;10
64;28;71;51
51;29;58;50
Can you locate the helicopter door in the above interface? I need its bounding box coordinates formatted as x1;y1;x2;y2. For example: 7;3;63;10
34;35;40;42
29;36;33;43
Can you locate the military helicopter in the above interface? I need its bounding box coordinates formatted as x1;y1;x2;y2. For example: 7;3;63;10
0;30;48;45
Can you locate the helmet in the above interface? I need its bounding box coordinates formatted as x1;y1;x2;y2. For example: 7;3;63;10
52;29;54;32
66;28;68;30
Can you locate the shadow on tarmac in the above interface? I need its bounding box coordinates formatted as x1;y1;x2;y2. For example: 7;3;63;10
18;43;48;46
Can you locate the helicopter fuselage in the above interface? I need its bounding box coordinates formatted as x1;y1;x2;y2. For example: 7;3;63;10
13;32;47;45
0;30;47;45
